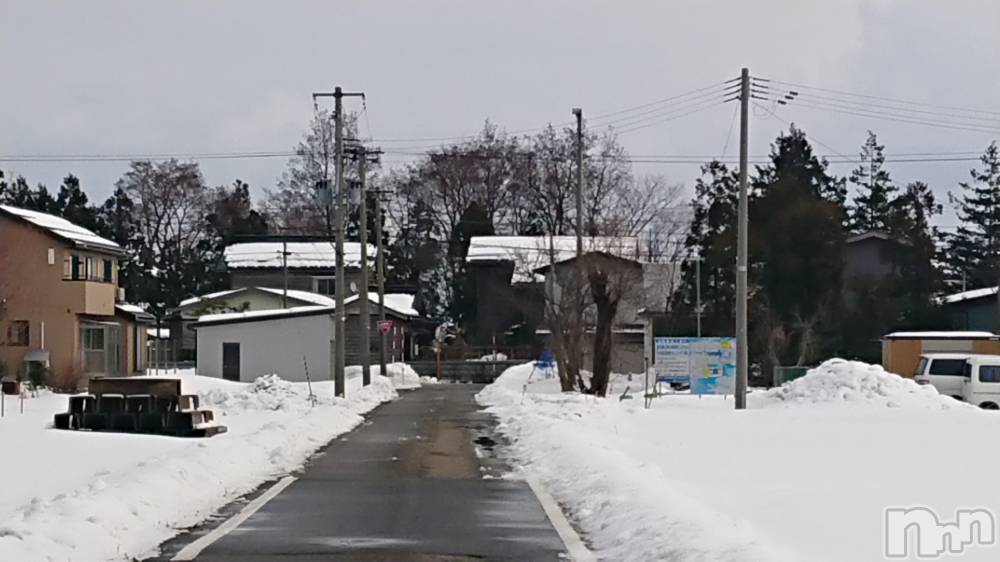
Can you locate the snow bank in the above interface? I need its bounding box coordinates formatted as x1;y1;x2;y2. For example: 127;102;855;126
345;363;421;390
0;373;397;562
480;360;1000;562
753;358;968;410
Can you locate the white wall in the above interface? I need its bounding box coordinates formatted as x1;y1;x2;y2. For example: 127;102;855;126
196;313;334;382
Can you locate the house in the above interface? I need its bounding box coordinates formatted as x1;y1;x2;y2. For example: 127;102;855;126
194;306;336;382
166;286;338;360
193;294;419;381
223;239;372;295
533;250;678;374
843;231;901;306
464;235;639;346
940;286;1000;332
0;205;152;387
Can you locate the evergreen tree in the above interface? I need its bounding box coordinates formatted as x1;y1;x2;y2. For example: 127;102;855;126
946;141;1000;289
751;126;847;372
848;131;896;233
669;161;739;336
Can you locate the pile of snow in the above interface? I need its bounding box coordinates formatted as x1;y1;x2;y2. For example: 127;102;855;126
472;352;508;362
343;363;421;391
0;372;397;562
479;359;1000;562
753;358;967;410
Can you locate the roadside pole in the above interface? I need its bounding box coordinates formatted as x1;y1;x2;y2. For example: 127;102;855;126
735;67;750;410
313;86;365;397
572;107;584;258
374;184;388;379
358;146;371;386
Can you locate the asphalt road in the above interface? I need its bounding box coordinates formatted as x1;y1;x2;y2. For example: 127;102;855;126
160;384;567;561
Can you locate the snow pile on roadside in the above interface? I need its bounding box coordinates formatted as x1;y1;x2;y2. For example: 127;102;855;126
344;363;421;390
479;360;1000;562
753;358;965;410
383;362;421;389
0;374;397;562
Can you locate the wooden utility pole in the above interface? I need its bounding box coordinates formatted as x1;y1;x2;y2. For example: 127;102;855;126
735;68;750;410
281;240;288;309
313;86;365;397
357;146;371;386
572;107;584;258
374;179;388;379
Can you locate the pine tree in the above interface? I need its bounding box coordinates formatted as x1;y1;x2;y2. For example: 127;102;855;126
669;161;739;336
946;142;1000;289
848;131;896;233
751;126;847;371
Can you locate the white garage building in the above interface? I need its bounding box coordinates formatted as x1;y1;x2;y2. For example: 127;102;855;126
194;306;335;382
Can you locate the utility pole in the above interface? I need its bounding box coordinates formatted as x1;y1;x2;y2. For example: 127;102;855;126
357;146;372;386
572;107;584;258
695;256;702;338
373;174;388;379
313;86;364;397
735;68;750;410
281;240;289;309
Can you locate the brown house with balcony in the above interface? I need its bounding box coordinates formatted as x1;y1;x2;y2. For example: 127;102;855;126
0;205;152;388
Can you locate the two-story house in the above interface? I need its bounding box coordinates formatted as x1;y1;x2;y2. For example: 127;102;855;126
223;240;370;295
0;205;152;388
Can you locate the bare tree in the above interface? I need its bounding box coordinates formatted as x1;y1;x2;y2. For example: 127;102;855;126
265;110;360;234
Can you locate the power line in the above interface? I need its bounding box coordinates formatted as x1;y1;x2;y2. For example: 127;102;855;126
767;78;1000;118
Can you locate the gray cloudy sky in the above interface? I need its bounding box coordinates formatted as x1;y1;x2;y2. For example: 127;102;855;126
2;0;999;226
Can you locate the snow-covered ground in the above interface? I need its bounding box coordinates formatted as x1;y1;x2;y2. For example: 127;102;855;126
0;366;416;562
478;359;1000;562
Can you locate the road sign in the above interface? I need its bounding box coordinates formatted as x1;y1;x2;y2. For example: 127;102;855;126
377;320;393;335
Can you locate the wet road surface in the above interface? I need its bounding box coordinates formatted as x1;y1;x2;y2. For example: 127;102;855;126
158;384;567;561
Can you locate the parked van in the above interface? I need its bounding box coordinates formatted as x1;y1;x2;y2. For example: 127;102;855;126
913;353;971;399
962;355;1000;410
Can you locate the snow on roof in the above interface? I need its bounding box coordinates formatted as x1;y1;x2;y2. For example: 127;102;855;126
941;286;997;304
1;204;121;253
196;305;333;325
147;327;170;338
884;331;998;339
466;236;639;282
116;303;146;315
223;241;374;269
256;287;337;306
178;289;244;308
344;292;419;317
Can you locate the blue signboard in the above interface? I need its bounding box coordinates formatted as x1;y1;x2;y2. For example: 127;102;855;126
654;337;737;395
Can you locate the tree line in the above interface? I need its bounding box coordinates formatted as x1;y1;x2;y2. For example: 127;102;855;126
670;127;1000;379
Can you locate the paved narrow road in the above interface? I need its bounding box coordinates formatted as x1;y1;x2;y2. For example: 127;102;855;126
165;384;567;561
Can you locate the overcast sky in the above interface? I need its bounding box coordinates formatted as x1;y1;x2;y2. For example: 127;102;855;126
2;0;998;227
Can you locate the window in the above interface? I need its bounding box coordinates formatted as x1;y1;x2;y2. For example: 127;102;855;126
7;321;29;346
102;259;113;283
47;248;55;265
928;359;967;377
313;277;335;295
85;256;94;280
915;357;927;377
980;366;1000;383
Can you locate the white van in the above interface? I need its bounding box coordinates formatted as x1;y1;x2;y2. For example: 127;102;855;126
913;353;971;399
962;355;1000;410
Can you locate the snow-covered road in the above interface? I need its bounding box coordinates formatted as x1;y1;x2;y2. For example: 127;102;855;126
478;360;1000;561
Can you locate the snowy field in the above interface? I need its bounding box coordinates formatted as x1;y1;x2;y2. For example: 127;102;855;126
479;359;1000;562
0;363;419;562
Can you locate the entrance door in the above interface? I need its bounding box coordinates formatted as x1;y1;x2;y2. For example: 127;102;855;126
222;343;240;381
